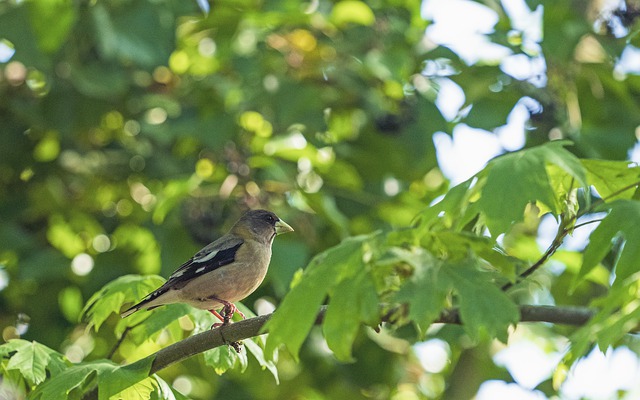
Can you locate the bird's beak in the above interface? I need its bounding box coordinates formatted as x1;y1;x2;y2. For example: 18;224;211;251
275;219;294;235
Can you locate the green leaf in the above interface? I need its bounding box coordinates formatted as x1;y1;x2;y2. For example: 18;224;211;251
476;141;587;235
29;357;152;399
331;1;375;27
90;1;175;68
29;361;112;399
111;377;156;400
323;269;379;361
113;225;162;275
578;200;640;286
566;278;640;365
82;274;165;331
3;340;67;386
465;95;519;131
153;374;190;400
203;346;240;375
582;159;640;200
244;337;279;384
392;247;451;335
392;249;518;341
98;357;154;399
444;261;519;342
27;0;77;54
263;234;376;360
6;342;48;386
121;304;192;344
418;178;474;231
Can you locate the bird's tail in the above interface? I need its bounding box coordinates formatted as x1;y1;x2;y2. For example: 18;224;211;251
120;305;140;318
120;286;175;318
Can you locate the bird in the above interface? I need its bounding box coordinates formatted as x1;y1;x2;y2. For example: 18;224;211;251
121;209;294;325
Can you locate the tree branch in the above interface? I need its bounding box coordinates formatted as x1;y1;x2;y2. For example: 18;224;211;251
149;304;594;374
82;304;594;400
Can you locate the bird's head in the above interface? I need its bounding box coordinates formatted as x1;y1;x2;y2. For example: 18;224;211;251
234;209;294;244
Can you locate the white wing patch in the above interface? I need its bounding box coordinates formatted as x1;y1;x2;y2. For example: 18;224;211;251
194;249;219;263
172;270;185;278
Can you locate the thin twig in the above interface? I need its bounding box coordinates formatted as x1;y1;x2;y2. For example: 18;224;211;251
572;218;604;230
504;179;640;290
106;326;132;360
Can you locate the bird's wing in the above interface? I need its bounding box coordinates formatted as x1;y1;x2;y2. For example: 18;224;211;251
165;234;244;287
121;235;244;316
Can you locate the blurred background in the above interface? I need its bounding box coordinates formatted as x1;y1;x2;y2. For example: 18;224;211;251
2;0;640;398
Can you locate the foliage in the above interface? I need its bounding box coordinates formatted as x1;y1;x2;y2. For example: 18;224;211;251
3;0;640;399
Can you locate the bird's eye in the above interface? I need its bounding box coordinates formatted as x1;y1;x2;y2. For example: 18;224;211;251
266;215;275;222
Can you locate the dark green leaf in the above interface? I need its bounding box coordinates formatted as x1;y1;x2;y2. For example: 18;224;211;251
444;261;519;342
392;247;451;335
323;269;379;361
465;95;519;131
90;1;175;68
244;338;279;384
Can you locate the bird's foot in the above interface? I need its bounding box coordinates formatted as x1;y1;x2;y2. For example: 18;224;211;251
208;300;246;329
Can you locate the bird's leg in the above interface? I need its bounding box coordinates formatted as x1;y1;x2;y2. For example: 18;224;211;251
206;297;245;353
221;302;246;322
209;309;225;323
207;296;246;328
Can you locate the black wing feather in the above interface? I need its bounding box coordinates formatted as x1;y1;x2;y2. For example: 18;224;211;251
165;242;242;288
130;242;243;307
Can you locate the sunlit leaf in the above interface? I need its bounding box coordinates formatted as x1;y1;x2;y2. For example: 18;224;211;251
113;225;162;275
331;1;375;27
111;377;156;400
476;141;587;235
82;274;165;331
582;159;640;200
99;357;154;399
3;339;67;386
27;0;77;54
